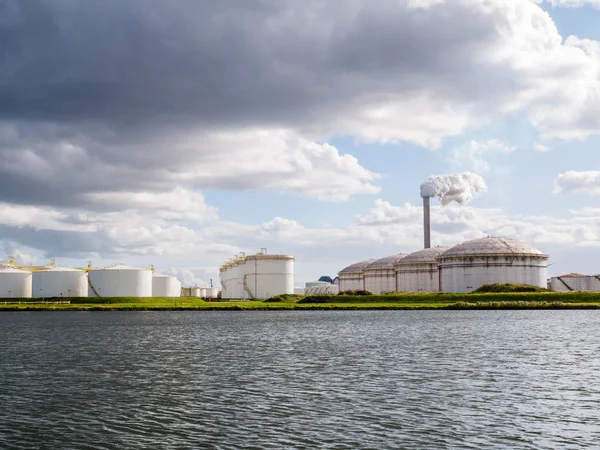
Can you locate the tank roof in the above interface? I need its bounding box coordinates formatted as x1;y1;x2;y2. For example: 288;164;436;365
397;247;450;265
0;267;31;274
245;254;295;260
38;266;84;272
94;264;150;271
365;254;407;270
440;237;547;259
339;259;375;274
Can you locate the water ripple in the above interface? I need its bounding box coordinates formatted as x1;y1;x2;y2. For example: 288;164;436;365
1;310;600;449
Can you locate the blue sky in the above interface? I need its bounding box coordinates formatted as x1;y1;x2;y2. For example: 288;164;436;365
0;0;599;287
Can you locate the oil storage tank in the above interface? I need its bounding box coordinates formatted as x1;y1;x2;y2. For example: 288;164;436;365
0;267;32;298
152;273;181;297
395;247;449;292
243;252;294;299
33;267;88;298
363;254;406;294
88;264;152;297
437;237;548;293
338;260;374;293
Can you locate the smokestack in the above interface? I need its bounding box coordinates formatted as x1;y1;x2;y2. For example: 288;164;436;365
423;196;431;249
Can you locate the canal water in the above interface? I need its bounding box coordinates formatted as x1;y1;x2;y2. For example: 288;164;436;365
0;310;599;449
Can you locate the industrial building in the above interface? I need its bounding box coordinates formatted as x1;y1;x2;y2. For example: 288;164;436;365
437;237;549;293
338;260;374;292
219;249;295;299
363;254;406;294
396;247;449;292
550;274;600;292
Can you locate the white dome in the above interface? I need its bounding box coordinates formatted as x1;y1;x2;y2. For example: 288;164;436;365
440;237;547;259
397;247;449;265
339;260;375;274
365;254;406;270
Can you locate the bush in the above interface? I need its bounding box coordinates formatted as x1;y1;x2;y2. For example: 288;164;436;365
337;290;373;296
296;295;333;304
264;293;305;303
472;283;549;293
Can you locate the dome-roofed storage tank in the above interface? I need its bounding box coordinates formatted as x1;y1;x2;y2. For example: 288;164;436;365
243;252;294;299
152;273;181;297
199;287;207;298
396;247;449;292
33;267;88;298
0;267;32;298
88;264;152;297
363;254;406;294
338;260;374;293
229;259;241;299
437;237;548;293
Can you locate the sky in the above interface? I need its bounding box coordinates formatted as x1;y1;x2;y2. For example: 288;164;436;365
1;0;600;287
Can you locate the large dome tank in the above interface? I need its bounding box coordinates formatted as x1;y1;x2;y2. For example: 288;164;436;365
33;267;88;298
363;254;406;294
219;265;228;299
0;267;32;298
152;273;181;297
244;253;294;299
88;264;152;297
437;237;548;293
396;247;449;292
338;259;374;293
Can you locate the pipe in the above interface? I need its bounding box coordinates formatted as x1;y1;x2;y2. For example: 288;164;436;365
423;196;431;249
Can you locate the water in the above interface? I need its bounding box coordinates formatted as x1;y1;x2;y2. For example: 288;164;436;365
1;310;599;449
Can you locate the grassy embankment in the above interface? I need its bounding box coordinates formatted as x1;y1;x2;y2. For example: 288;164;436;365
2;291;600;311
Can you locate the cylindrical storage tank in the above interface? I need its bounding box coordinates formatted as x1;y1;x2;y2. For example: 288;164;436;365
338;260;374;293
244;254;294;299
395;247;449;293
152;273;181;297
190;287;201;297
208;287;218;298
33;267;88;298
238;258;250;299
229;261;240;299
88;264;152;297
199;287;207;298
363;254;406;294
306;281;329;289
0;268;32;298
219;266;227;299
437;237;549;293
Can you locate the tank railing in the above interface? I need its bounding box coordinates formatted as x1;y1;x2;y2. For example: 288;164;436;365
556;276;574;291
242;274;254;299
87;277;101;297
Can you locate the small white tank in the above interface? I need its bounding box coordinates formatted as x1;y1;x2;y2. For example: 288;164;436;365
199;287;207;298
0;267;32;298
152;273;181;297
190;287;201;297
88;264;152;297
208;287;218;298
33;267;88;298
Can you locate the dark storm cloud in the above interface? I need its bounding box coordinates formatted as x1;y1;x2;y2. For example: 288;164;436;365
0;0;513;126
0;224;118;258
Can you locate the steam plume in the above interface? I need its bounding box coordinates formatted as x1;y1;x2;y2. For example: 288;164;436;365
420;172;487;206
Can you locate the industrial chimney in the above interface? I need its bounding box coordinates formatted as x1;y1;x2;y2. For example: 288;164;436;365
423;196;431;249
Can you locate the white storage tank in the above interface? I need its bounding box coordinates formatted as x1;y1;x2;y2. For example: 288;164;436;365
338;260;374;293
396;247;449;292
438;237;549;293
306;284;339;295
219;265;228;299
199;287;207;298
229;260;241;299
207;287;218;298
238;258;249;299
243;253;294;299
363;254;406;294
190;287;201;297
152;273;181;297
0;267;32;298
33;267;88;298
88;264;152;297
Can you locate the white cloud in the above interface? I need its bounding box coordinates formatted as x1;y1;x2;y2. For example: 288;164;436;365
553;170;600;195
544;0;600;7
534;143;551;152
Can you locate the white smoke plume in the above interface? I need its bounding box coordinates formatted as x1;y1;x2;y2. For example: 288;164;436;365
420;172;487;206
